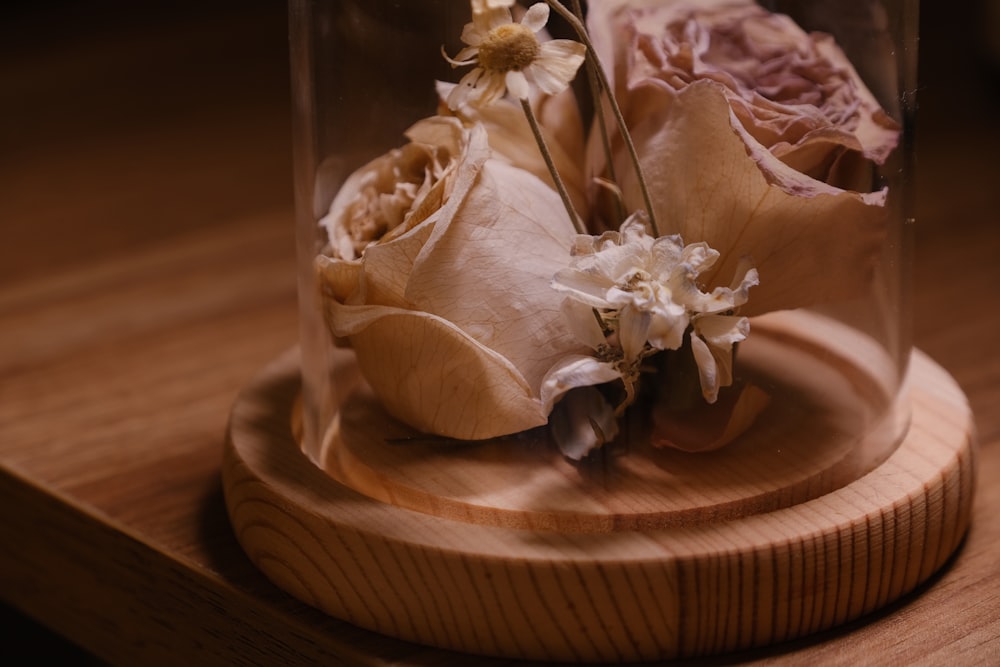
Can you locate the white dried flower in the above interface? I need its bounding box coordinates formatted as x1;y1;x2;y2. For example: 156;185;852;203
552;212;758;404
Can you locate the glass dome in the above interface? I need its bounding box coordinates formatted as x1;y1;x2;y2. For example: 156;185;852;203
289;0;918;529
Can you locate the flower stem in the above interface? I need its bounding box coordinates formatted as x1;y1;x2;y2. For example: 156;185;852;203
544;0;661;237
570;0;625;226
520;98;586;235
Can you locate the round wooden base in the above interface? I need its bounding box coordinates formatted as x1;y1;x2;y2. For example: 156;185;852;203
223;347;975;663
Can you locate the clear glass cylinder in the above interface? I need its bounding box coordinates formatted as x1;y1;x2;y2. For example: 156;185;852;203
291;0;918;525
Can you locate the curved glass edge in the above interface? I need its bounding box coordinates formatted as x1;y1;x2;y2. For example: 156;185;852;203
291;0;920;465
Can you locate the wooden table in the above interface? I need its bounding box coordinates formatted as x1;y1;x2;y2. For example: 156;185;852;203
2;2;998;664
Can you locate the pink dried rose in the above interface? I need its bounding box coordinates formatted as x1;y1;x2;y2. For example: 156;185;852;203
586;0;900;315
589;0;899;188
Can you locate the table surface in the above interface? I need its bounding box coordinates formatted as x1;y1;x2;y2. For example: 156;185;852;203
2;2;999;665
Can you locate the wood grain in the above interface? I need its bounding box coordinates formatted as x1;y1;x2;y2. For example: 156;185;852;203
223;345;974;662
1;1;999;665
326;311;906;533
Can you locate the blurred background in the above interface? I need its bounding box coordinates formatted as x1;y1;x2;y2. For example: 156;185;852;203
2;0;998;287
2;0;998;662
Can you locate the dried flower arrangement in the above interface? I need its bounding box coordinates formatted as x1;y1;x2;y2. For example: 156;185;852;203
315;0;899;460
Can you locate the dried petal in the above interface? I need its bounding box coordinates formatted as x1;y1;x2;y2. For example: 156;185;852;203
589;0;899;187
317;121;595;440
613;81;888;315
549;387;620;460
435;81;588;215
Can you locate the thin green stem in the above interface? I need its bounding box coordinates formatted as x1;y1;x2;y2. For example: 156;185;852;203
545;0;661;237
520;98;586;235
570;0;625;225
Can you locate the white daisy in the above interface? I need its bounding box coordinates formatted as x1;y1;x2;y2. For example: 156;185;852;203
445;1;586;109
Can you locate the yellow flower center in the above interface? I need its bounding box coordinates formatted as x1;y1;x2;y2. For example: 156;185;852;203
478;23;540;73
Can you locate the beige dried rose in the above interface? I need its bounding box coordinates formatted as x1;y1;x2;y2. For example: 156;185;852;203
586;0;900;315
436;80;589;217
316;115;593;440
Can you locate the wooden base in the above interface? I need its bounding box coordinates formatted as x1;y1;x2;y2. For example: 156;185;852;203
223;343;976;663
321;313;907;534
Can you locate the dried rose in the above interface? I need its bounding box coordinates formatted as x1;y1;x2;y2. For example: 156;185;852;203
436;80;589;217
589;0;899;188
587;0;899;315
316;115;592;440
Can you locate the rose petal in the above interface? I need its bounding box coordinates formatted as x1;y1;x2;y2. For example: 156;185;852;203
617;80;888;315
318;120;599;440
435;80;588;215
402;159;584;390
592;0;900;187
324;301;550;440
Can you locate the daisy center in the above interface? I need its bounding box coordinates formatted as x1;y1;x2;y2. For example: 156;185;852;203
478;24;540;72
